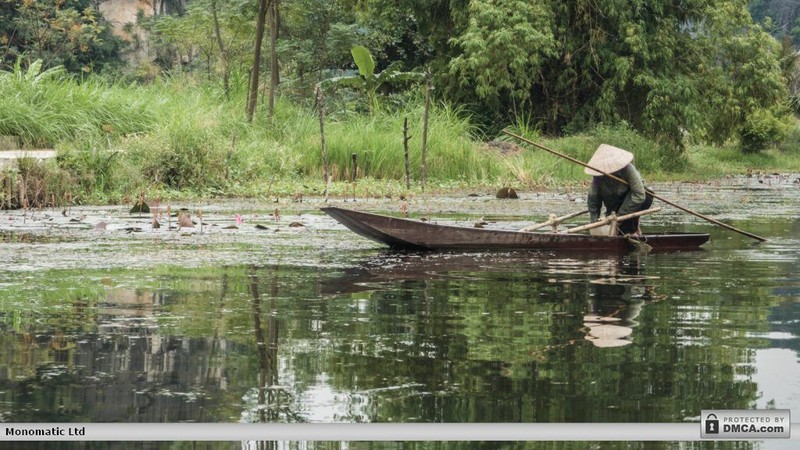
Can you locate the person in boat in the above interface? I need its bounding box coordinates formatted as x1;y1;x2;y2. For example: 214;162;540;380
585;144;653;236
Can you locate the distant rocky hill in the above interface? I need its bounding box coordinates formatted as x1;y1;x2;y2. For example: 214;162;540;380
97;0;156;63
98;0;155;39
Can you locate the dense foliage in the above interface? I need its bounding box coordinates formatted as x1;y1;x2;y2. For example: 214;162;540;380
444;1;794;151
1;0;800;204
3;0;797;149
0;0;125;73
749;0;800;44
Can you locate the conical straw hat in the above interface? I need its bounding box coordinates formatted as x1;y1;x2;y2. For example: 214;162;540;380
583;323;633;347
584;144;634;176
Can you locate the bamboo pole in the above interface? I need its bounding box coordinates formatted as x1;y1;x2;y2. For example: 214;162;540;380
565;208;661;234
502;129;768;242
519;210;588;232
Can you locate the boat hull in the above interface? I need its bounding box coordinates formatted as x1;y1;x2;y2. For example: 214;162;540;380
322;207;710;252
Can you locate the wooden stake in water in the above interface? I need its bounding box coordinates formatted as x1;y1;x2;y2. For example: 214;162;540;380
19;179;27;222
403;117;411;190
315;86;331;201
226;134;236;180
351;153;358;201
421;69;432;192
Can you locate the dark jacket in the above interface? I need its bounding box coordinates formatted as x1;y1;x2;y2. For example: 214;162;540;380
587;164;648;222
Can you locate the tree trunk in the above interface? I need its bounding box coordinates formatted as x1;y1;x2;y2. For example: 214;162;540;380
211;0;230;99
267;0;279;119
246;0;269;123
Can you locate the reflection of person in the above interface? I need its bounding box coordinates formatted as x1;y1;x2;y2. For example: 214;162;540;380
582;255;649;347
585;144;653;235
583;302;642;348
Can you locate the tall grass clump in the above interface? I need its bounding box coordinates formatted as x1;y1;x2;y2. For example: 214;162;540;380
684;142;792;179
294;100;505;185
0;60;156;148
2;158;75;209
219;99;320;195
35;75;228;201
590;123;687;172
500;122;686;188
57;136;120;198
122;81;232;194
497;121;592;188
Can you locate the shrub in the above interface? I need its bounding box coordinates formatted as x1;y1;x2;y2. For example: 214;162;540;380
777;122;800;154
740;108;793;153
7;158;75;209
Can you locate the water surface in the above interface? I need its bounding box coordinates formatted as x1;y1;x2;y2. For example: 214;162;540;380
1;176;799;449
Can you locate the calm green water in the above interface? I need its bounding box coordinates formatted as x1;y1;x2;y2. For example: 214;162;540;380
0;178;799;450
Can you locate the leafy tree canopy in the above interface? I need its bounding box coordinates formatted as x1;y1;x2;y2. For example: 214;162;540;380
436;0;792;150
0;0;125;73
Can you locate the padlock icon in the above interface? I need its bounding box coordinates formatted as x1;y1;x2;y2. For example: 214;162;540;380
705;414;720;434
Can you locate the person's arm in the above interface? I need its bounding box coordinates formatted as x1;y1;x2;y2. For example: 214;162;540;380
587;177;602;221
617;165;647;215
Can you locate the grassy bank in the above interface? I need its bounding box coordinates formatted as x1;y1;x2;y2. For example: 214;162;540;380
2;67;800;207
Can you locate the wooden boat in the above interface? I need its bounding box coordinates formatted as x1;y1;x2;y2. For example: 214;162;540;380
321;206;710;252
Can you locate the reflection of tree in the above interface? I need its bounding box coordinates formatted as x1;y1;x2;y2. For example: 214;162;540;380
248;269;277;450
249;269;278;423
243;267;302;428
0;254;783;439
769;302;800;354
205;273;228;395
305;252;769;426
765;217;800;356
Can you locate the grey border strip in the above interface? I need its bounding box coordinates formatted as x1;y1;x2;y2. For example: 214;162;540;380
1;423;707;441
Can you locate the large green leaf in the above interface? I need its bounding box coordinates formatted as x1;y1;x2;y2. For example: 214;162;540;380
351;45;375;78
318;76;366;91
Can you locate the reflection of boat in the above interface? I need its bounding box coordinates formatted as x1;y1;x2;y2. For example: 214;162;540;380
322;207;709;252
321;252;537;294
322;249;656;296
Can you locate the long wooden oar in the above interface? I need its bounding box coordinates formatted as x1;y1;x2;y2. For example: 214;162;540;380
519;209;588;232
502;129;768;242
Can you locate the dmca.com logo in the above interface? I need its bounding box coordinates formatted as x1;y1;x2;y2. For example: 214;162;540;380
701;409;791;439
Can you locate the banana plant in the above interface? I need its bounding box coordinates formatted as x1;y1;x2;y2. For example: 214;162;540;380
0;58;65;86
319;45;425;114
